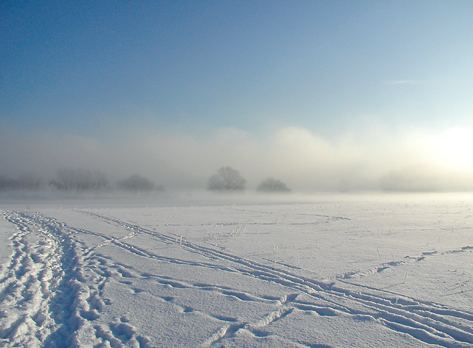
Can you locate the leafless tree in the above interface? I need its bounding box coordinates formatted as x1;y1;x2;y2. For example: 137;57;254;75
207;166;246;191
117;174;156;192
0;175;42;191
49;168;109;191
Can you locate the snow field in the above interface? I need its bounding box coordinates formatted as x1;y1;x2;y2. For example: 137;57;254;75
0;194;472;347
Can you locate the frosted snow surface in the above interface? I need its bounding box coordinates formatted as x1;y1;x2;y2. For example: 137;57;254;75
0;193;472;347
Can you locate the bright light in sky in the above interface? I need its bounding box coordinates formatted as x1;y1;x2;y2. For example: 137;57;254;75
432;127;473;172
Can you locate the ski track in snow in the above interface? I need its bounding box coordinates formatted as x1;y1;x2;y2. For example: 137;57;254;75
338;246;473;280
80;210;473;348
0;208;472;347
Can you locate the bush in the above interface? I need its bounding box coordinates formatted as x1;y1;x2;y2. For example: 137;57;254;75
117;174;156;192
207;166;246;191
49;169;109;191
257;178;290;192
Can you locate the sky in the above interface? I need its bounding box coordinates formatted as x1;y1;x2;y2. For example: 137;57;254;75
1;1;473;190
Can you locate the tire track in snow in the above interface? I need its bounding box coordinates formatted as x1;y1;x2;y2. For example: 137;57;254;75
84;211;473;348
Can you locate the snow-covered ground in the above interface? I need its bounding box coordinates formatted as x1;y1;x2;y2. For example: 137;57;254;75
0;193;472;347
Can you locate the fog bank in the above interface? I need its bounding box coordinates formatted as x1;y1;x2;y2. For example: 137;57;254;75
1;126;473;192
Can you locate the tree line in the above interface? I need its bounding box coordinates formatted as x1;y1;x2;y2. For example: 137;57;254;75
0;170;162;193
207;166;290;192
0;166;290;193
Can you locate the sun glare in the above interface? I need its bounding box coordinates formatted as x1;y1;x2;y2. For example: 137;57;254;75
433;127;473;172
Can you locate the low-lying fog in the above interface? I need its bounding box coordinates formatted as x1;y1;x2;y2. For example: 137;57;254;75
2;125;473;193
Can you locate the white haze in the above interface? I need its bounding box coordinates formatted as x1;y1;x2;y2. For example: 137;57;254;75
1;125;473;192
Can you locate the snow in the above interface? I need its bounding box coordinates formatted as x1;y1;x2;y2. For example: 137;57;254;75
0;193;472;347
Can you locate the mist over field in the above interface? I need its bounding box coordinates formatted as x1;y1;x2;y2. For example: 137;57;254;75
2;125;473;192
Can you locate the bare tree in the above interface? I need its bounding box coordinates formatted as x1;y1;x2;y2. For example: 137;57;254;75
16;175;42;190
0;175;42;191
0;176;16;191
207;166;246;191
49;168;109;191
257;178;290;192
117;174;156;192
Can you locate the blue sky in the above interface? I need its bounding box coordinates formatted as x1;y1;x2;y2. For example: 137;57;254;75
1;0;473;136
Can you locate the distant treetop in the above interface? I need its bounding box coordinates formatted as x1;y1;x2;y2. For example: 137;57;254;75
257;178;290;192
49;168;109;191
117;174;156;192
207;166;246;191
